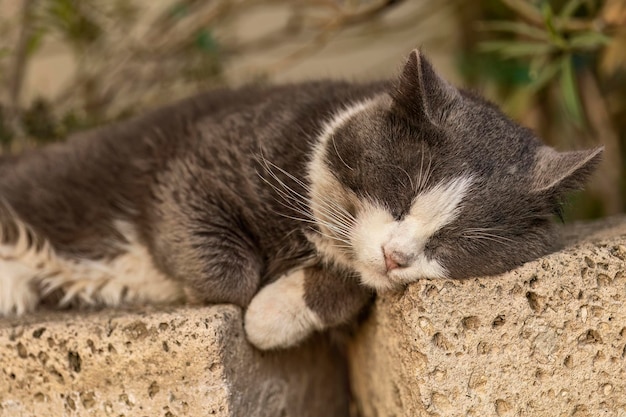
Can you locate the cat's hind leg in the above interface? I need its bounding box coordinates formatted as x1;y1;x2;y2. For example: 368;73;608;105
0;217;45;315
1;218;185;315
0;257;40;315
244;263;373;350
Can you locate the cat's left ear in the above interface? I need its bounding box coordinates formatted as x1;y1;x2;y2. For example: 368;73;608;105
391;49;461;126
531;146;604;193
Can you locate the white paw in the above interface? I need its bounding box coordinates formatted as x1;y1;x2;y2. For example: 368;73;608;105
244;270;324;350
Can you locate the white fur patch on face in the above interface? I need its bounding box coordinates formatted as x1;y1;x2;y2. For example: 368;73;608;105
0;218;184;316
306;98;473;291
407;176;474;235
306;98;378;268
318;99;379;149
351;176;473;290
244;269;324;350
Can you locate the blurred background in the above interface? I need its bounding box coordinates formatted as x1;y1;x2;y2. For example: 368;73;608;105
0;0;624;220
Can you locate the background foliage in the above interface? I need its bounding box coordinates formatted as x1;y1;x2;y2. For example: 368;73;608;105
0;0;624;219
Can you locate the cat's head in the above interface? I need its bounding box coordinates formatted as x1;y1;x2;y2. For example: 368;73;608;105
308;49;602;290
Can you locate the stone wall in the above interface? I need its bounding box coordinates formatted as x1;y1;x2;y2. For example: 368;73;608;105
0;306;349;417
348;216;626;417
1;216;625;417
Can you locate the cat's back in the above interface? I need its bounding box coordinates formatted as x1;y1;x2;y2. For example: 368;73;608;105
2;79;377;170
0;79;385;254
0;82;321;188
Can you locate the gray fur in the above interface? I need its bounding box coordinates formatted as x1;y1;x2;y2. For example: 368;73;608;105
0;50;601;347
323;51;602;279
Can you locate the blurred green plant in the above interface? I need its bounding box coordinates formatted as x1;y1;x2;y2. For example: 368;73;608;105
478;0;614;124
0;0;622;219
456;0;626;218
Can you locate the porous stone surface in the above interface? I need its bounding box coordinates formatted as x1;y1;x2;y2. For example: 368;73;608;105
349;216;626;417
0;305;349;417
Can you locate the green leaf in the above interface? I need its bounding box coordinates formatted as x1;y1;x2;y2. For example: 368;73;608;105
541;2;566;47
559;56;584;125
169;2;189;20
26;27;47;56
45;0;101;46
479;41;553;58
559;0;585;19
500;0;543;23
528;58;561;92
195;29;219;54
567;31;612;50
477;20;549;40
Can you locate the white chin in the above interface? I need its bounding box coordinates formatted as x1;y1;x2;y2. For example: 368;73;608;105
357;268;401;292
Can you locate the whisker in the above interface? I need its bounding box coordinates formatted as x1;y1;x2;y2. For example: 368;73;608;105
462;234;515;245
415;142;423;192
260;174;308;209
262;181;313;222
464;230;514;240
265;157;354;229
464;227;508;233
271;204;352;243
312;228;353;247
265;177;354;240
471;232;516;243
258;161;311;212
379;164;414;191
332;135;354;171
306;227;353;251
258;154;357;249
423;151;434;190
312;196;356;227
263;158;311;192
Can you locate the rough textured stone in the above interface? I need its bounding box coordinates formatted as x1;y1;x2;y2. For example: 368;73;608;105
349;216;626;417
0;305;349;417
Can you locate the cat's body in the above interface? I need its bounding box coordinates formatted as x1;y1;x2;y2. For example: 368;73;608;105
0;51;601;350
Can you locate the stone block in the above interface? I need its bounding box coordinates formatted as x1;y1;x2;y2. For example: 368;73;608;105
0;305;349;417
348;216;626;417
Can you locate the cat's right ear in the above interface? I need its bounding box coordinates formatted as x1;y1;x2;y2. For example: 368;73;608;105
391;49;461;126
531;146;604;194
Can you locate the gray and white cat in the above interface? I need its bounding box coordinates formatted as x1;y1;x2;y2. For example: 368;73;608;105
0;50;601;350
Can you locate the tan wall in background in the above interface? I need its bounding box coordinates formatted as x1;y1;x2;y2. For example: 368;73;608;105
0;0;460;107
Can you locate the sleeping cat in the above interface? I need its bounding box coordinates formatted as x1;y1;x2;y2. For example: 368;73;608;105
0;50;601;350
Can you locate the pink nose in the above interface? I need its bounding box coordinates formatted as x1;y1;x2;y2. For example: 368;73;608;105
383;248;408;271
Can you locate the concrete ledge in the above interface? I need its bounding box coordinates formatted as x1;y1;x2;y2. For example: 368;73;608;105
0;305;349;417
348;216;626;417
3;217;624;417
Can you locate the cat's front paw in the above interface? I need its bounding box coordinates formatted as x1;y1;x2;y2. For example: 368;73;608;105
244;270;324;350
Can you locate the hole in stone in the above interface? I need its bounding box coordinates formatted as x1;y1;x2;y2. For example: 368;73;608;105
32;328;46;339
462;316;480;330
492;315;506;327
526;292;542;312
578;329;602;345
68;351;81;373
16;342;27;358
148;381;160;398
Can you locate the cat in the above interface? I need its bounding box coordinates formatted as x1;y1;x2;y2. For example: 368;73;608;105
0;50;602;350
